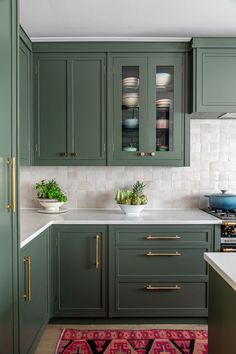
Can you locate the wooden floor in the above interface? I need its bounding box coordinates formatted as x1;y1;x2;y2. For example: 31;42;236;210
35;323;208;354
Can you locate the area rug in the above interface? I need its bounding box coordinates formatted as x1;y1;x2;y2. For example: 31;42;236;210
55;328;208;354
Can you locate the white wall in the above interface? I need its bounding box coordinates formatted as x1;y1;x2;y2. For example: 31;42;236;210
20;119;236;209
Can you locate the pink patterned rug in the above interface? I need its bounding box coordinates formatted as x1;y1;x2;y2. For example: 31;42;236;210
55;328;208;354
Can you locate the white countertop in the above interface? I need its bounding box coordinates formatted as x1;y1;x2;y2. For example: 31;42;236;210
204;253;236;291
20;208;221;248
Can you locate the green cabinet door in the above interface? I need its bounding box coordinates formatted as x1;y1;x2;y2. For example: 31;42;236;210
20;39;31;165
70;54;106;164
34;53;106;165
0;0;17;352
192;45;236;112
19;229;50;354
109;53;186;166
53;225;107;317
34;55;69;163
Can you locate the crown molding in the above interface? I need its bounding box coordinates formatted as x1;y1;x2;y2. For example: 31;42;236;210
30;36;191;43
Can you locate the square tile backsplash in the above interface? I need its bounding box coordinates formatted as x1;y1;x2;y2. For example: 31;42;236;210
20;119;236;209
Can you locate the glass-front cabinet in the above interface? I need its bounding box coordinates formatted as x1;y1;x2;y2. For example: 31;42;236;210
110;53;185;166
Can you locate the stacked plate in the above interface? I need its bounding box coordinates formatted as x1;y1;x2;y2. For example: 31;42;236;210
156;98;172;108
123;93;139;107
122;77;139;89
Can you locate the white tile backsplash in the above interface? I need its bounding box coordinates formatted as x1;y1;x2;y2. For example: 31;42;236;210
20;119;236;209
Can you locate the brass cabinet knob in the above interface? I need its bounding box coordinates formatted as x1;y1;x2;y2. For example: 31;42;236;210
137;152;145;157
149;152;156;157
70;152;79;157
61;152;68;157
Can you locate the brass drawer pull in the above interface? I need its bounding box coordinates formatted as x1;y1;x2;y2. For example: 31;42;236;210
146;235;181;240
96;234;100;269
146;251;181;256
23;257;27;300
146;284;181;290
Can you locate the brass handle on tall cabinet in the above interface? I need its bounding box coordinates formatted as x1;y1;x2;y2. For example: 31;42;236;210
23;256;32;302
96;234;100;269
146;235;181;240
146;284;181;290
6;157;16;212
146;251;181;256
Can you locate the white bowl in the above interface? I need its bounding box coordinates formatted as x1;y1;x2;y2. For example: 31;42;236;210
38;199;64;211
123;118;139;129
122;77;139;88
156;73;171;87
123;146;137;152
118;204;146;215
122;93;139;107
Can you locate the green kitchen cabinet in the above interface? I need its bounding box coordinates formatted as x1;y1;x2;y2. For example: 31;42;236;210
109;225;213;318
33;53;106;165
191;38;236;113
52;225;107;317
0;0;18;352
19;229;50;354
108;53;188;166
20;38;32;165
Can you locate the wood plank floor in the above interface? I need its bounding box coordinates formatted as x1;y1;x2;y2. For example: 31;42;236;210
35;323;208;354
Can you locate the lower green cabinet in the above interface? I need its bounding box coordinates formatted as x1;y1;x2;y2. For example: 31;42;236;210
109;225;214;318
52;225;107;317
19;229;50;354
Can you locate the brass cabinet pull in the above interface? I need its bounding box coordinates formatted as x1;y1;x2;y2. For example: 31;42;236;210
61;152;69;157
23;256;32;302
146;284;181;290
96;234;100;269
146;251;181;256
70;152;79;157
27;256;32;302
6;159;11;210
6;157;16;212
148;152;156;157
137;152;145;157
23;257;28;300
146;235;181;240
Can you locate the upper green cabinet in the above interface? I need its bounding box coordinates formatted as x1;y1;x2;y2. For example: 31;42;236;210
191;38;236;113
33;53;106;165
20;39;32;165
108;53;188;166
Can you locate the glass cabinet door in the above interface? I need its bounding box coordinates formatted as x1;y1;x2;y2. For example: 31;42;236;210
148;55;183;161
112;57;148;161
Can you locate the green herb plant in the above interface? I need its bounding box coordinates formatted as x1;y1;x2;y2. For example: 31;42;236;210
115;180;148;205
36;179;68;202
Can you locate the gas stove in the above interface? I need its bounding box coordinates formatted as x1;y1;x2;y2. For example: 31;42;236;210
204;208;236;252
204;208;236;220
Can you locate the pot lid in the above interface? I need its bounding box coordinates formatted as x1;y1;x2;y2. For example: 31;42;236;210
206;190;236;197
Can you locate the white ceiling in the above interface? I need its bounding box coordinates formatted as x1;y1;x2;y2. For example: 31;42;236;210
20;0;236;40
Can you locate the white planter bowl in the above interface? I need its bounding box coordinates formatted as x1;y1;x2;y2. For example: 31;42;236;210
38;199;64;211
118;204;146;215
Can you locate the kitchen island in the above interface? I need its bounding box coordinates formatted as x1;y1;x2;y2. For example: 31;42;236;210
204;253;236;354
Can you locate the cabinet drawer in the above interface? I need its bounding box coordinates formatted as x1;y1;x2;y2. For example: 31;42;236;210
117;281;207;311
117;247;208;276
115;226;213;244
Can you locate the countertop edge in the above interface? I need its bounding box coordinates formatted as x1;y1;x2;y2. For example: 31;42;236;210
20;221;53;248
204;253;236;292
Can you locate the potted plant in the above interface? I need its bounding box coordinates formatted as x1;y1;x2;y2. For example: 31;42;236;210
36;179;68;211
115;181;148;215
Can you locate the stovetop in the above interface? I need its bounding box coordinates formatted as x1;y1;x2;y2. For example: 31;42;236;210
204;208;236;221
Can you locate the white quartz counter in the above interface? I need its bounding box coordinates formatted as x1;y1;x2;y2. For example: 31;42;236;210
20;208;221;248
204;253;236;291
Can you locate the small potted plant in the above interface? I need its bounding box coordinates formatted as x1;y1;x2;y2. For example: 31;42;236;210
115;181;148;215
36;179;68;211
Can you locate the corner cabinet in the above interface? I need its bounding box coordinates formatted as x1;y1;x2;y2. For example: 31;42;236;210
52;225;107;317
108;53;188;166
19;229;50;354
191;38;236;113
33;54;106;165
109;225;213;318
